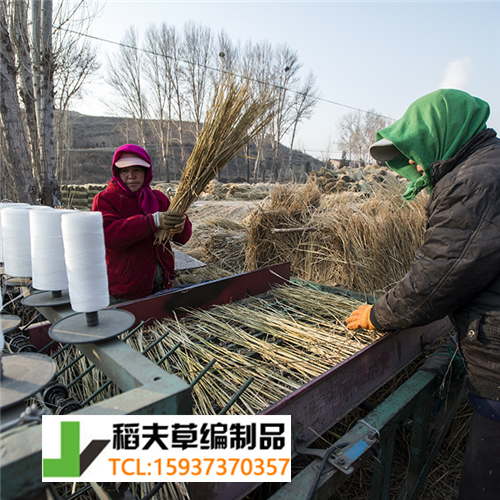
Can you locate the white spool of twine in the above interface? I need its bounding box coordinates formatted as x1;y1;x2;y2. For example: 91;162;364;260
0;203;31;263
61;211;110;313
2;206;35;278
30;209;71;291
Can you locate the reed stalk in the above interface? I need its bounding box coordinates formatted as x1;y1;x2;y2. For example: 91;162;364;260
155;73;276;247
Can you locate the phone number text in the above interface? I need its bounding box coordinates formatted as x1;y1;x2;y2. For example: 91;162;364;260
109;457;290;477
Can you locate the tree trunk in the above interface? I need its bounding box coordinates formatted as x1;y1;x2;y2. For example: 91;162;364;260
288;121;298;176
0;4;37;203
13;1;40;171
38;0;60;206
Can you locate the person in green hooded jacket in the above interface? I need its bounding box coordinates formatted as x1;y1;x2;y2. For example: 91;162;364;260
346;89;500;500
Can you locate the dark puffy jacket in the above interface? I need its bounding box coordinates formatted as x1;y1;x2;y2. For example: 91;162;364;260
370;129;500;401
92;180;192;300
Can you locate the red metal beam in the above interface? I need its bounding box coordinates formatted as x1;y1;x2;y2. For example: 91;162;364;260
111;263;291;328
27;264;290;348
187;316;453;500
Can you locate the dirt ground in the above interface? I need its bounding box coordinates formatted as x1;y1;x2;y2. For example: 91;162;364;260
186;199;257;223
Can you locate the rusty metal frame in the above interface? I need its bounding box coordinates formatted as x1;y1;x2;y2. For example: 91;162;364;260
4;264;454;500
187;316;453;500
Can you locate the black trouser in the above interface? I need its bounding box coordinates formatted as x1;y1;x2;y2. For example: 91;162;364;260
458;409;500;500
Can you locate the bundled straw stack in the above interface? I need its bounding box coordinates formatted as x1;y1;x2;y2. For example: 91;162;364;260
245;181;426;295
155;73;276;246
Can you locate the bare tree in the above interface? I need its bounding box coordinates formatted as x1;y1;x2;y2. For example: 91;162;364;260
52;1;100;183
361;110;392;164
12;0;41;179
287;71;318;175
104;21;318;184
182;22;213;138
337;109;392;166
337;111;362;165
242;40;274;182
0;0;99;204
36;0;59;205
320;135;335;167
0;1;37;202
107;26;149;147
144;24;171;181
159;24;188;171
215;29;239;77
269;44;301;181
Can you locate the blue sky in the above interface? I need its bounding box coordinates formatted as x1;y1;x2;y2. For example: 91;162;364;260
73;1;500;159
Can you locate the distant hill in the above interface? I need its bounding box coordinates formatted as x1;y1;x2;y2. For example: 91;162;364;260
64;111;322;185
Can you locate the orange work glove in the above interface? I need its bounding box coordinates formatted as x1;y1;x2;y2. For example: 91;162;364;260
346;304;375;330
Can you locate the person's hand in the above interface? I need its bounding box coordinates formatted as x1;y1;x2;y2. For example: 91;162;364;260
346;304;375;330
159;211;186;234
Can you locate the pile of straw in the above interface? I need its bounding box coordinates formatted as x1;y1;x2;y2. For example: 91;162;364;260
201;180;271;200
194;217;247;272
53;480;188;500
172;263;234;287
245;180;426;295
155;73;275;246
309;164;404;195
47;281;382;499
144;282;382;416
52;281;381;417
201;228;247;273
46;276;468;499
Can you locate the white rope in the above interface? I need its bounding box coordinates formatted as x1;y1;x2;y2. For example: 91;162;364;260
2;207;34;278
30;209;71;292
61;211;109;313
0;202;31;263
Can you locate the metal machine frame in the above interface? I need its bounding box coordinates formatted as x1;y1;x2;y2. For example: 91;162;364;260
0;263;459;500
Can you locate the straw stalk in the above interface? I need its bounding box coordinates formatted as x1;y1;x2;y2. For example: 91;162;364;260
155;73;276;247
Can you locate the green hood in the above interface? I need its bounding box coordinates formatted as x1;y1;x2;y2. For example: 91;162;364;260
376;89;490;200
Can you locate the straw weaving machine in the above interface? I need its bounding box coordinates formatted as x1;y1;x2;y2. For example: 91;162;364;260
0;262;464;500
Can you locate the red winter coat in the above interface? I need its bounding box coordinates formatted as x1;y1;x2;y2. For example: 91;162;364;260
92;180;192;300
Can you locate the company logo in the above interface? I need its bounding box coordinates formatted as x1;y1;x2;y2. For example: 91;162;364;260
42;415;291;482
43;421;109;478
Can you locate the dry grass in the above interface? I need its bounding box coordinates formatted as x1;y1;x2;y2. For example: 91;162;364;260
51;281;380;415
201;229;247;273
52;481;189;500
146;282;381;416
172;263;234;287
155;73;275;246
245;180;426;295
47;281;383;500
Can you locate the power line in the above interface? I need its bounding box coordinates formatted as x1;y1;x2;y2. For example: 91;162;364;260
61;28;393;121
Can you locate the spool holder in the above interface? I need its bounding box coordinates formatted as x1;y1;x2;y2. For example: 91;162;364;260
21;289;70;307
0;314;22;336
3;276;32;288
0;353;57;413
48;309;136;344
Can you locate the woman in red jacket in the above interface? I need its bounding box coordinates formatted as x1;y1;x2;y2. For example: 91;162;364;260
92;144;192;302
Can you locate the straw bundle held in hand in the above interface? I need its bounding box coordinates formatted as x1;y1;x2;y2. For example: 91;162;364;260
155;73;276;246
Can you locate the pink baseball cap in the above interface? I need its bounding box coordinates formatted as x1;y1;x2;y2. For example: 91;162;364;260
114;152;151;169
